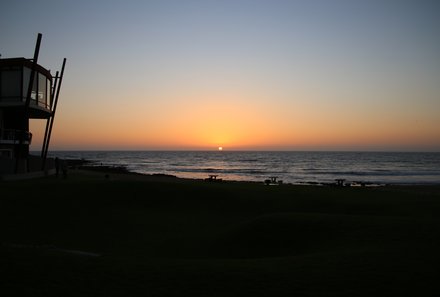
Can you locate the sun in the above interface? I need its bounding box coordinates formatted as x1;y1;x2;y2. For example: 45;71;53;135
218;146;223;151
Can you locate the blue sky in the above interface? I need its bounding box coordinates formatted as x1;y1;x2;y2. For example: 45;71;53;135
1;0;439;150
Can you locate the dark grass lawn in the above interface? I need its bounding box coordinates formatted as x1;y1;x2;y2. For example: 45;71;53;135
1;170;440;296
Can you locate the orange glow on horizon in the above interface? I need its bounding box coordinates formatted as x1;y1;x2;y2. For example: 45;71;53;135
8;1;439;153
29;89;440;151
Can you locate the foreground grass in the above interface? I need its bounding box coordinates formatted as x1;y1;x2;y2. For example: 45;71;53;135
1;170;440;296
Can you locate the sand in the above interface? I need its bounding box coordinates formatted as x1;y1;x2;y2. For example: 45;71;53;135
1;168;440;296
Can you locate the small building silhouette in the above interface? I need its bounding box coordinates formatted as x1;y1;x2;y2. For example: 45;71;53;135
0;34;66;179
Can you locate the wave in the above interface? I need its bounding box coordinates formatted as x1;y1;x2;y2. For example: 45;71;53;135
174;167;268;175
303;169;440;177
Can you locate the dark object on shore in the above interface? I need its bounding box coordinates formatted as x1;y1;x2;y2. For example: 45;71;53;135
205;175;222;182
54;157;68;178
265;176;283;185
335;178;346;186
55;157;60;177
61;159;68;178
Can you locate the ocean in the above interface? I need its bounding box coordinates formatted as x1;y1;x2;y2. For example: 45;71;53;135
47;151;440;185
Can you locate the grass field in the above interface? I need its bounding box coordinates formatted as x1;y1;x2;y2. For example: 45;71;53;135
1;169;440;296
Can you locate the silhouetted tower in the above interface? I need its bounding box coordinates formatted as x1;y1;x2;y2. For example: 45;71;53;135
0;33;66;176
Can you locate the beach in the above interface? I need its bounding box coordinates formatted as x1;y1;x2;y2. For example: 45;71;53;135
1;168;440;296
49;150;440;185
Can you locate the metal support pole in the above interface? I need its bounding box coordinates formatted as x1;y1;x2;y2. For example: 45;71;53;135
41;70;59;160
42;58;66;167
15;33;42;173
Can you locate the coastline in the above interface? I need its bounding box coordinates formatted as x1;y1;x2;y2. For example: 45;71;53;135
66;158;438;187
47;151;440;186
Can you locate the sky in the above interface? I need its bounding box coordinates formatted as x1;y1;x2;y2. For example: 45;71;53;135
1;0;439;151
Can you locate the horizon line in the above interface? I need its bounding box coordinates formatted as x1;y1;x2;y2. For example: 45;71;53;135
36;149;440;153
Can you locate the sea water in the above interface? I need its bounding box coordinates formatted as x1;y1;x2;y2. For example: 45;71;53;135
48;151;440;185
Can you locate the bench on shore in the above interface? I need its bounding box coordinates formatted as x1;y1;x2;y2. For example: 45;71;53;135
335;178;346;186
265;176;283;185
205;174;222;182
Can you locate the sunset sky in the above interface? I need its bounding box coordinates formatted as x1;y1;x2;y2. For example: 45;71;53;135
1;0;439;151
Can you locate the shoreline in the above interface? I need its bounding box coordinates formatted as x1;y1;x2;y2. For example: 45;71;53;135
44;150;440;186
64;158;440;187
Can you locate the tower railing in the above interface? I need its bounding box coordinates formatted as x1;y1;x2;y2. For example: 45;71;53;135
0;129;32;144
